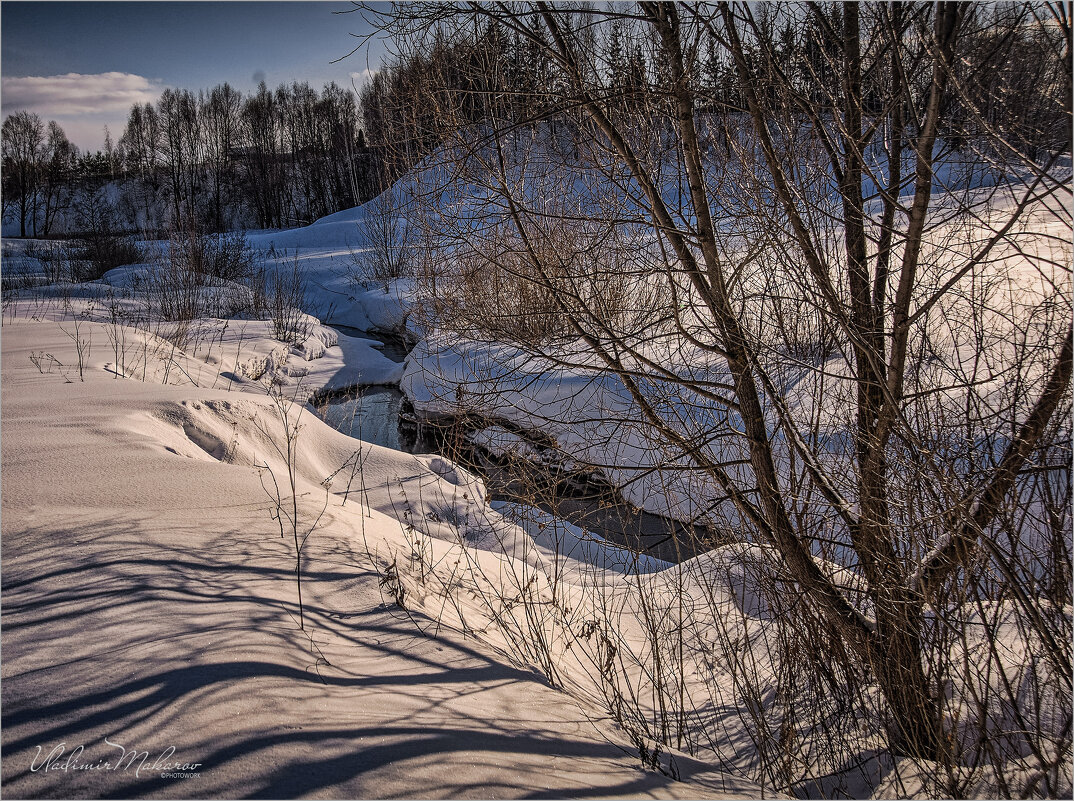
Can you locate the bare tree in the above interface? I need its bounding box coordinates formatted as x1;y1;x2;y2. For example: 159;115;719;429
2;111;45;237
357;1;1071;792
201;83;243;232
39;121;77;237
120;102;163;231
241;81;287;229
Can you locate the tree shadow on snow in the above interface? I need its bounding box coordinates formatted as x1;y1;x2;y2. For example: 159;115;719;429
0;511;730;799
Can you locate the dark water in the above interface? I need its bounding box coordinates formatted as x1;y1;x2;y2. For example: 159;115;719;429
320;326;717;563
401;410;718;563
316;386;406;451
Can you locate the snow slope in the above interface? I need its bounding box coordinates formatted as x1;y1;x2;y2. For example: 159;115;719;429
3;142;1066;797
398;185;1072;529
0;316;762;799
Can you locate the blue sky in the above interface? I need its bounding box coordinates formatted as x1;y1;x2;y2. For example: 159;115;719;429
1;2;387;150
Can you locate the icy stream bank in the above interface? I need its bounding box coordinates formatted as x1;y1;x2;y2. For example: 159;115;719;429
317;325;720;563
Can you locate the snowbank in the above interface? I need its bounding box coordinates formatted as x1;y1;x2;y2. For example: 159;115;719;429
0;315;762;799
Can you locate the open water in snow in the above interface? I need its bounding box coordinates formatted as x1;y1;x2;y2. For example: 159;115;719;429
320;325;719;563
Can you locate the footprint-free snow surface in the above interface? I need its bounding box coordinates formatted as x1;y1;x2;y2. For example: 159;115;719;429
0;318;761;799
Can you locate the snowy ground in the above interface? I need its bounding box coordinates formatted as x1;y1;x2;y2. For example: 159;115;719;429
3;162;1068;798
0;311;764;798
0;209;780;797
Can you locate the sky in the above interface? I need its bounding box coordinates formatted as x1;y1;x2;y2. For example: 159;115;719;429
1;1;387;151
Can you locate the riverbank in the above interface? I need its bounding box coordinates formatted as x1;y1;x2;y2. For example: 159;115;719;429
0;314;761;799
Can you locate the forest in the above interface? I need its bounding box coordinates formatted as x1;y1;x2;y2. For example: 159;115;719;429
2;79;382;237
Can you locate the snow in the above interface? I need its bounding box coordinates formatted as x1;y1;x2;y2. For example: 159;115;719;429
396;182;1071;536
1;188;775;795
338;280;417;336
2;140;1068;798
0;315;762;799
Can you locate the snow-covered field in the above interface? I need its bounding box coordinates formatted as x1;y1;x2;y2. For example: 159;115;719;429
0;275;764;797
2;149;1069;798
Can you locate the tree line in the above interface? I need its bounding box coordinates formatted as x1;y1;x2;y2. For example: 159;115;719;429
1;112;92;238
2;80;384;238
358;2;1070;185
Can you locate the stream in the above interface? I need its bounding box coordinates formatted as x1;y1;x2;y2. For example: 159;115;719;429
320;325;716;563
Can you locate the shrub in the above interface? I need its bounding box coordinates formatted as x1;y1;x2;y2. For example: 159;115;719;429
73;232;143;281
145;225;264;323
420;226;669;345
167;225;256;283
147;246;205;322
70;190;143;280
269;256;311;345
350;186;416;288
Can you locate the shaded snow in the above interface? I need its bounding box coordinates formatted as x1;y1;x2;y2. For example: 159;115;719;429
0;316;762;799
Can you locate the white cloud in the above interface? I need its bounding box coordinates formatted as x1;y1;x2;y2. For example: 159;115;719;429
2;72;164;116
349;69;375;90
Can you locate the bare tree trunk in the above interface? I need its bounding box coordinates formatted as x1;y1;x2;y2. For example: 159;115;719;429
355;0;1072;787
